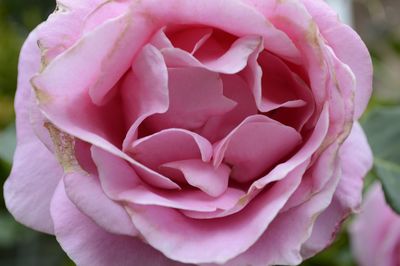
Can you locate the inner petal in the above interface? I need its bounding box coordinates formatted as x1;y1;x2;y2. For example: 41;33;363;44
166;26;213;54
200;74;258;143
127;128;213;171
120;186;243;213
213;115;302;183
121;44;169;150
160;159;231;197
142;67;236;132
162;35;263;74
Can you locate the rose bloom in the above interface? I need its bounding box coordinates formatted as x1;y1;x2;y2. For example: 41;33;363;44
4;0;373;265
351;184;400;266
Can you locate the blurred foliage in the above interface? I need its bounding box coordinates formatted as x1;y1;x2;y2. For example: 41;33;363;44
362;107;400;214
0;0;399;265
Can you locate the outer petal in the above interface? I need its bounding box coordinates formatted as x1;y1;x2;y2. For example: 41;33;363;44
3;30;63;234
50;181;184;266
126;163;307;264
300;0;373;118
301;122;373;257
63;172;138;236
226;160;342;266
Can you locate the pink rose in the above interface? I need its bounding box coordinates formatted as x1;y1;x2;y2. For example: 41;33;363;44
351;184;400;266
4;0;373;265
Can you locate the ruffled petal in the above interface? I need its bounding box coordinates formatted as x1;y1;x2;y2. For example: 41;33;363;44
50;181;184;266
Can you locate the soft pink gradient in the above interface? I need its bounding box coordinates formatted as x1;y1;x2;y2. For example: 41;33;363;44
351;184;400;266
4;0;373;265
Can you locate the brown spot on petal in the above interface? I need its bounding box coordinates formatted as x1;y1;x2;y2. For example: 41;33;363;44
44;122;83;174
32;82;52;104
306;21;320;49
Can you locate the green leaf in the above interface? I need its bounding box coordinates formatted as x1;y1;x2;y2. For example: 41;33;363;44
0;124;16;164
363;107;400;214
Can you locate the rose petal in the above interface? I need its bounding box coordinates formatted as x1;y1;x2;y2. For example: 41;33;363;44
301;123;373;257
213;115;302;183
121;44;169;149
126;163;307;264
225;162;341;266
4;30;62;234
200;74;258;143
162;35;263;74
161;159;230;197
139;0;301;62
50;181;183;266
129;129;213;169
167;27;213;54
300;0;373;119
144;67;236;132
121;186;243;213
63;172;138;236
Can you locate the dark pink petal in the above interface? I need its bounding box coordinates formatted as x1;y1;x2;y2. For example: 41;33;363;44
4;30;62;234
63;172;138;236
126;163;307;264
161;159;230;197
167;27;213;54
144;67;236;132
213;115;302;183
50;181;184;266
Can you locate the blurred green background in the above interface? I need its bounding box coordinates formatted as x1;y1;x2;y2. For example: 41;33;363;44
0;0;399;265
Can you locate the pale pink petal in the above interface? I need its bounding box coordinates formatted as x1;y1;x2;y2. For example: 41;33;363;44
91;146;142;200
126;163;307;264
200;74;258;143
4;30;62;234
213;115;302;183
248;104;329;195
304;123;372;257
150;29;174;49
63;172;138;236
91;145;180;199
138;0;300;62
227;162;341;266
300;0;373;118
350;184;400;266
162;35;263;74
144;68;236;132
161;159;230;197
337;122;373;209
121;44;169;149
32;11;179;190
129;129;213;169
121;186;243;213
50;181;184;266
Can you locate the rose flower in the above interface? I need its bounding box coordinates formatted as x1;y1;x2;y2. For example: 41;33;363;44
4;0;373;265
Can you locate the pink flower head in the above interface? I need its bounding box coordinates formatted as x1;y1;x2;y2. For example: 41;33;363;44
351;184;400;266
4;0;373;265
